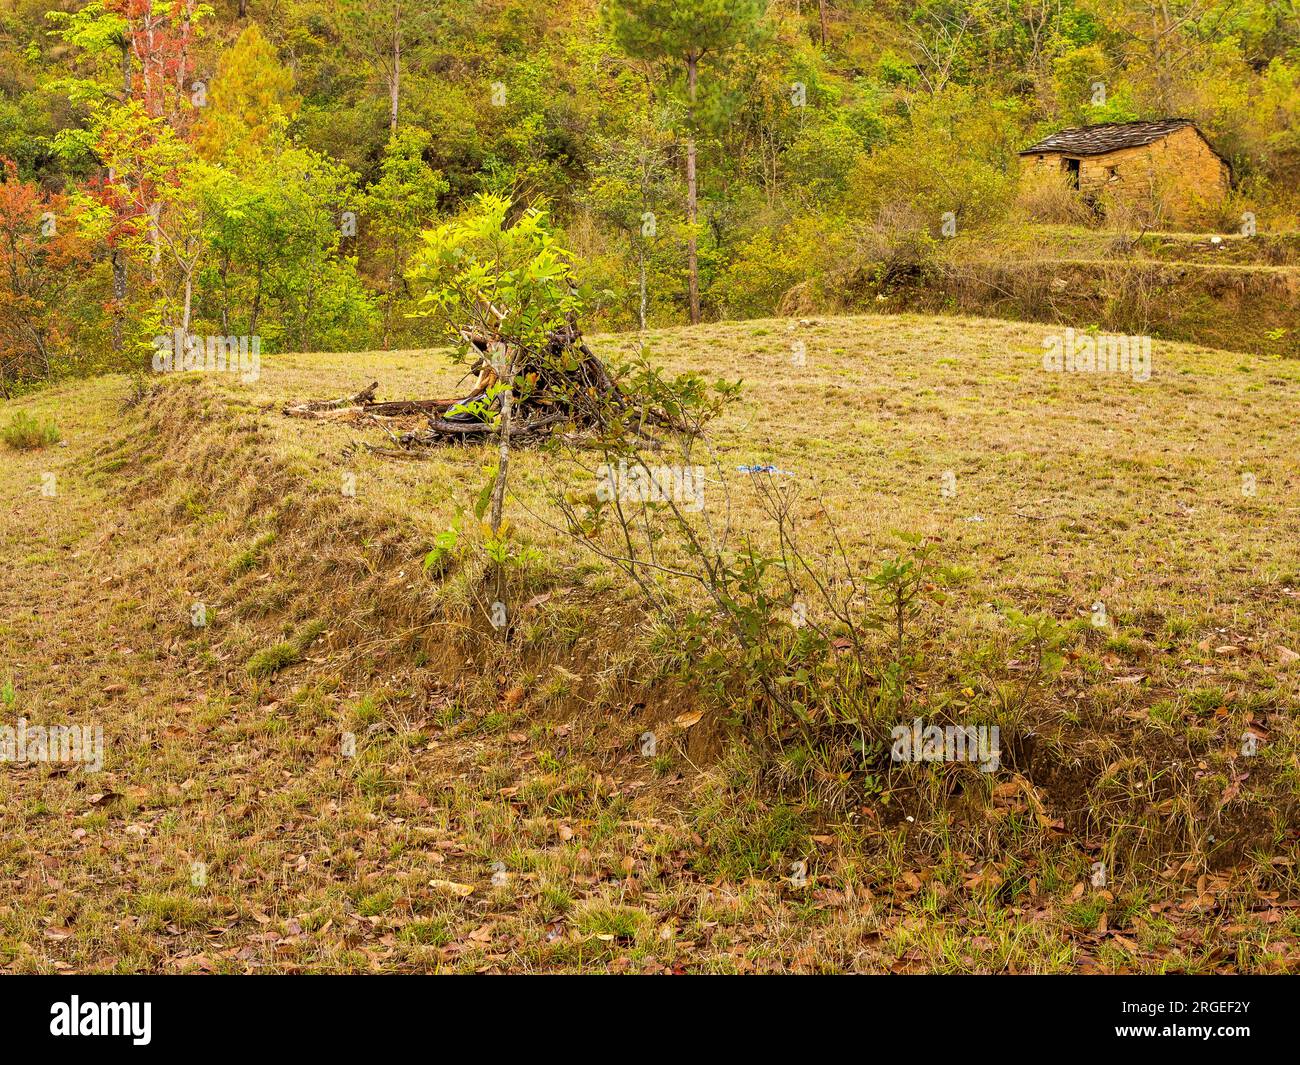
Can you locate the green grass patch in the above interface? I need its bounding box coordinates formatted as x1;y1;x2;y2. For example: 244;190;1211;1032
2;410;61;450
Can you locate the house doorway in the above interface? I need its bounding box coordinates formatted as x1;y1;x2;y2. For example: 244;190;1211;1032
1064;157;1081;189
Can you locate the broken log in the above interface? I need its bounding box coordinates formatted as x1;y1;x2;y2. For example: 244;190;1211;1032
283;381;377;417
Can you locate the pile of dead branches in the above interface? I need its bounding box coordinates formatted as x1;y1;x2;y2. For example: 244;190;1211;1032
284;322;630;454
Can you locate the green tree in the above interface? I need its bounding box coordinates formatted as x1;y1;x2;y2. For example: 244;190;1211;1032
585;98;675;330
332;0;438;134
47;0;135;354
358;128;448;348
198;141;376;351
604;0;766;325
408;194;583;530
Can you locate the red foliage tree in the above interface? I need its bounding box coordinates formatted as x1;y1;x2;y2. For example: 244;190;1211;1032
0;161;97;395
117;0;202;125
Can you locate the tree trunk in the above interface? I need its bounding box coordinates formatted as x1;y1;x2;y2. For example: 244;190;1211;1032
489;378;513;533
109;41;131;355
685;53;700;326
638;246;647;332
390;3;401;134
219;251;231;334
110;248;127;354
181;269;194;356
147;202;162;279
249;264;264;338
818;0;829;46
384;238;399;349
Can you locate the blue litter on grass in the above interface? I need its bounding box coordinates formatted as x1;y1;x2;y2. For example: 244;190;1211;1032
736;464;794;476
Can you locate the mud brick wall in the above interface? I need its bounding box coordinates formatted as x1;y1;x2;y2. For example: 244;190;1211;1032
1020;126;1230;225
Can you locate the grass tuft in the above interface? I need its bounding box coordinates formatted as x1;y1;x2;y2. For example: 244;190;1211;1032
2;410;61;450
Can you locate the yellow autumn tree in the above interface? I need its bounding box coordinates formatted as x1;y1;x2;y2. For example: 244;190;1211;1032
196;23;300;161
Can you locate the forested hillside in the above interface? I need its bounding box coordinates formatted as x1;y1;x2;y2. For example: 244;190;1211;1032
1;0;1297;393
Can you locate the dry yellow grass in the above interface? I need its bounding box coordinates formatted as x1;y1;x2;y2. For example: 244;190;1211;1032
2;312;1298;973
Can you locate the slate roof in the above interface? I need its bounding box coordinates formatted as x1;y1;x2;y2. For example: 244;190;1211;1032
1019;119;1211;157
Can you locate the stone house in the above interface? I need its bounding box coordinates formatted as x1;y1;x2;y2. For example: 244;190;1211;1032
1019;119;1230;225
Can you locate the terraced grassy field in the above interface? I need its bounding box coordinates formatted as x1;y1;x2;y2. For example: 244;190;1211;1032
2;313;1298;973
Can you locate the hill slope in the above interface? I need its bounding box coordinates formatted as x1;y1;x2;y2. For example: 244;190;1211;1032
2;314;1299;973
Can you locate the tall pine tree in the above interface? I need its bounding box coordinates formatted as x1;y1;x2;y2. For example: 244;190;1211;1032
604;0;765;325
